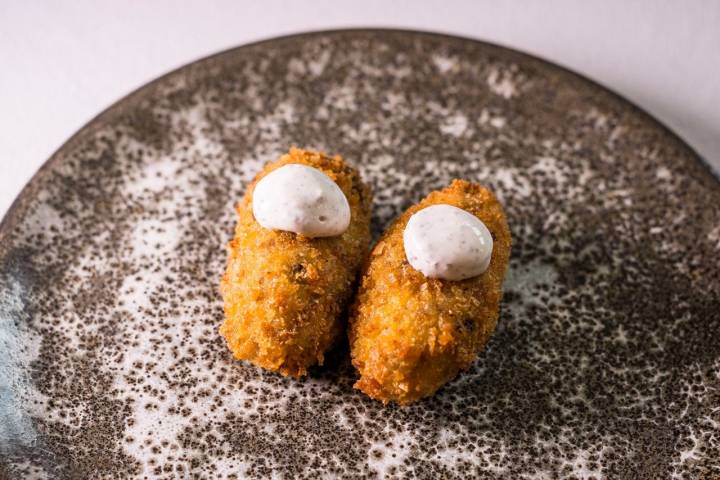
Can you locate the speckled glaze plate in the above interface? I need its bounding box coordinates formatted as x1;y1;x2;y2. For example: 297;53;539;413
1;30;719;479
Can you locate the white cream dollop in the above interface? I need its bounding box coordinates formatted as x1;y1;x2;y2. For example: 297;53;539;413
403;204;493;281
252;164;350;237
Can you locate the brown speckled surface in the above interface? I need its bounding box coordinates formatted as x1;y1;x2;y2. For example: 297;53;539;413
1;30;719;479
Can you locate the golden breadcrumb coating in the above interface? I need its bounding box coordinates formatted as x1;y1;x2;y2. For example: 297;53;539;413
349;180;511;404
220;148;372;376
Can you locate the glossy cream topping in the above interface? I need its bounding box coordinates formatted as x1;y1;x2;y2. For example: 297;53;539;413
252;164;350;237
403;204;493;281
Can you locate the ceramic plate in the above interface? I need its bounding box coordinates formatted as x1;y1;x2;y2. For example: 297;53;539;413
1;30;718;479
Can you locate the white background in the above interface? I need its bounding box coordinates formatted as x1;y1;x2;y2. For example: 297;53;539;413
2;1;719;218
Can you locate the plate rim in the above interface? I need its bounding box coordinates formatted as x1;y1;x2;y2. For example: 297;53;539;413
1;27;716;249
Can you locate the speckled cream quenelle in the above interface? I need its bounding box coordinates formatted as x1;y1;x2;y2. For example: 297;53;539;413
252;163;351;237
403;204;494;280
221;148;372;376
349;180;511;404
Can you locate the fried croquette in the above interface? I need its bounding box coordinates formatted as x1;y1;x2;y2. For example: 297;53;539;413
349;180;511;404
220;148;372;376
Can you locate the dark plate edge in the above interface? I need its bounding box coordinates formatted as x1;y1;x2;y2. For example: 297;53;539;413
1;27;716;256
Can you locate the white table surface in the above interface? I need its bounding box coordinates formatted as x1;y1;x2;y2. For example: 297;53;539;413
2;1;719;219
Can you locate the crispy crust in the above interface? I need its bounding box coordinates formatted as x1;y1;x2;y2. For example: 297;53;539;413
349;180;511;404
220;148;372;376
